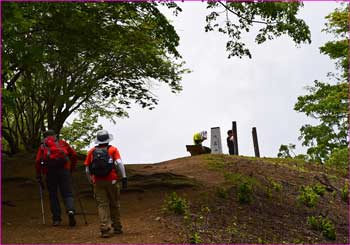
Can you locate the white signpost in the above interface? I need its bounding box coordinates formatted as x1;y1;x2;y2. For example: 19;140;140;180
210;127;222;154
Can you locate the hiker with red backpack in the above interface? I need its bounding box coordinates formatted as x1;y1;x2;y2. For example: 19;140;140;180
84;129;127;238
35;129;78;227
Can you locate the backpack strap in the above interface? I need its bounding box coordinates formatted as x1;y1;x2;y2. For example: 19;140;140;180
94;145;111;153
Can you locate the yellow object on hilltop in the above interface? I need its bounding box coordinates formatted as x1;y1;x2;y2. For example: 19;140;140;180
193;131;207;145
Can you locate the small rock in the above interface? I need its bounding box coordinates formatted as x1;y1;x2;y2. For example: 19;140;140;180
155;217;161;221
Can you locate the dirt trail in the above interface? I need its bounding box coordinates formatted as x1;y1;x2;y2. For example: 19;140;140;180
2;155;214;244
3;187;181;244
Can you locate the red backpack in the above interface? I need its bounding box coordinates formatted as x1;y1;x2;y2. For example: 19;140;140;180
41;136;69;168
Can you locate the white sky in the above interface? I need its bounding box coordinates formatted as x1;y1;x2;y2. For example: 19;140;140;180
93;2;340;164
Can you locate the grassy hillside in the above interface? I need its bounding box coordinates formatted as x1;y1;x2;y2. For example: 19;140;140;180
1;154;349;244
160;155;349;244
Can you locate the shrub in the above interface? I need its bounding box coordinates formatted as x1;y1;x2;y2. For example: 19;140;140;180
189;232;202;244
297;186;320;207
237;182;253;204
271;180;282;192
307;216;336;240
341;182;349;203
307;216;321;230
321;218;336;240
312;184;326;196
163;192;188;215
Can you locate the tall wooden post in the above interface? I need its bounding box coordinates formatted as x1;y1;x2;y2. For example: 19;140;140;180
252;127;260;157
232;121;239;155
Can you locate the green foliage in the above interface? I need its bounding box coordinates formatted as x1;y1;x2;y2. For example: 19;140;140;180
294;154;309;161
307;216;321;230
277;144;311;162
205;2;310;58
271;180;282;192
294;81;347;163
189;232;202;244
292;239;306;244
294;5;348;164
320;7;348;78
340;182;348;203
321;219;336;241
237;182;253;204
257;237;268;244
277;144;296;158
297;186;320;207
312;184;326;197
3;2;188;152
163;192;188;215
60;110;103;153
307;216;336;240
325;147;348;168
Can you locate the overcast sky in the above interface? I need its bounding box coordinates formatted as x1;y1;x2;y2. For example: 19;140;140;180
94;2;340;164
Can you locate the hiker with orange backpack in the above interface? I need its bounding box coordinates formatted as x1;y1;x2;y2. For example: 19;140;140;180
84;129;127;238
35;129;78;227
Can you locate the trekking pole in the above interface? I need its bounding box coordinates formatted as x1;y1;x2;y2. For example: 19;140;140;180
71;175;88;225
38;180;45;225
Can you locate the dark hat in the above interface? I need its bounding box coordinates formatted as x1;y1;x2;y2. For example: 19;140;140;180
43;129;56;138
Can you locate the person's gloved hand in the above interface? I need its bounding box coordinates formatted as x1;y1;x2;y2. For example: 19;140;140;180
36;175;44;190
122;177;128;189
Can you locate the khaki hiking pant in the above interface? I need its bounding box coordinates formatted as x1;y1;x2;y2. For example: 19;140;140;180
94;180;122;232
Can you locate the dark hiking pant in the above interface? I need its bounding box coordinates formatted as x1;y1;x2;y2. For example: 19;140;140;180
94;181;122;232
46;168;75;222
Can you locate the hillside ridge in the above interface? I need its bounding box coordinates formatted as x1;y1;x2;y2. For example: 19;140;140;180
2;154;349;244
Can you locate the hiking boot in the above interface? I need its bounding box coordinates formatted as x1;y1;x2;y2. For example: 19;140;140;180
52;220;61;226
68;211;76;227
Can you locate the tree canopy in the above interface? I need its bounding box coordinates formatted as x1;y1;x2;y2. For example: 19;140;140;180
3;1;314;155
293;5;348;165
2;2;188;153
205;1;311;58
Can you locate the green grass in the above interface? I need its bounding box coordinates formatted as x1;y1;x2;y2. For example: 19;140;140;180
237;182;253;204
270;180;283;192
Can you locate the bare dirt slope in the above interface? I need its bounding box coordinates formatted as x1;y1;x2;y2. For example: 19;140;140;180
2;154;349;244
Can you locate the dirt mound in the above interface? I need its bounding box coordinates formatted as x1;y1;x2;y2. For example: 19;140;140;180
1;154;349;244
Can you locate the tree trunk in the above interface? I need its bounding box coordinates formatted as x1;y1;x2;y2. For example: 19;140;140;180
2;129;20;155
